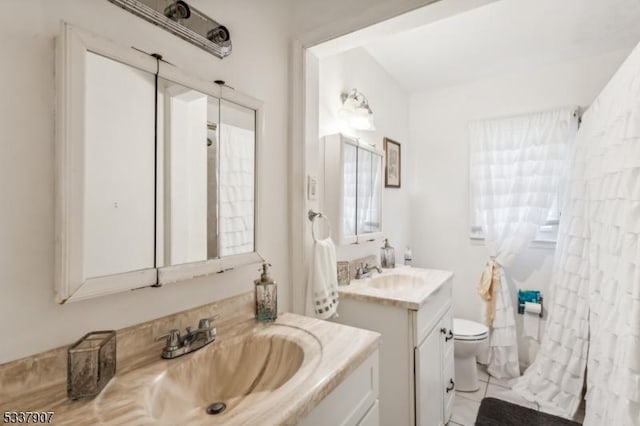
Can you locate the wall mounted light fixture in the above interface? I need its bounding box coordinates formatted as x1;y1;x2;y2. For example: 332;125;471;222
107;0;232;59
339;89;376;131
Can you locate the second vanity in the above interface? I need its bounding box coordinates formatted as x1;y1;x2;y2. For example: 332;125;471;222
0;292;380;425
335;266;455;426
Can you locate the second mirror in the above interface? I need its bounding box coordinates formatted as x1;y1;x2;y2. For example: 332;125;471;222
157;78;256;268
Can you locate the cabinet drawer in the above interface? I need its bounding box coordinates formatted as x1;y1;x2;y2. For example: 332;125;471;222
415;278;452;343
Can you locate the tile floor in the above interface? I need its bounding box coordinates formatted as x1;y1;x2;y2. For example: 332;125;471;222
447;364;586;426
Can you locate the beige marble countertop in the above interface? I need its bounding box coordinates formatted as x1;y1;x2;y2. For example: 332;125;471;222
338;266;454;310
1;311;380;425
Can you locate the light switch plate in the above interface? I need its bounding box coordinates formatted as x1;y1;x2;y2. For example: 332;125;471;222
307;175;318;200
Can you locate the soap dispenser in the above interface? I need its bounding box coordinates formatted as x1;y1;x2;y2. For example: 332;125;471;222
404;246;413;266
380;238;395;269
255;263;277;322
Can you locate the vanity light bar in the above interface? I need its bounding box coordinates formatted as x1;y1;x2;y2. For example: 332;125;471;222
107;0;232;59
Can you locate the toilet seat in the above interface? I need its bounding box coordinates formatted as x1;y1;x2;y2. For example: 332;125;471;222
453;318;489;341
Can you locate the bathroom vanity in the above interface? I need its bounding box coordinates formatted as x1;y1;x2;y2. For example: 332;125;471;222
336;267;455;426
0;292;380;425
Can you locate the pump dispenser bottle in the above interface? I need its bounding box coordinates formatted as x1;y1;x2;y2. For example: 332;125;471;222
380;238;396;269
255;263;277;322
404;247;413;266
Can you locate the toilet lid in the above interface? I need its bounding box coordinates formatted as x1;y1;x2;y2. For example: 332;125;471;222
453;318;489;340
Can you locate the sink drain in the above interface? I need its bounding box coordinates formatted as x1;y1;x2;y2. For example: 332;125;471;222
206;402;227;415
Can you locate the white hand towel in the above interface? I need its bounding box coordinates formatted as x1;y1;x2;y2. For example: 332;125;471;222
305;238;339;320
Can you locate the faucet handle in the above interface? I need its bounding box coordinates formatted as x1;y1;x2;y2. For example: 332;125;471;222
197;315;220;341
155;329;181;350
198;315;220;330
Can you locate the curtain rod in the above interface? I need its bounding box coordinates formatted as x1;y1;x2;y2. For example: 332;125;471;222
472;106;582;124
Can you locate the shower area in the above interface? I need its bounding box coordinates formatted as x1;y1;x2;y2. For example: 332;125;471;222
509;42;640;425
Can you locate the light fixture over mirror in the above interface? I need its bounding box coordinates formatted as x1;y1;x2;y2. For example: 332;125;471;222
338;88;376;131
107;0;232;58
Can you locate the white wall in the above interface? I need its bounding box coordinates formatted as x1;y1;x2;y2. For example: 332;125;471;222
408;49;630;365
318;47;410;262
0;0;291;363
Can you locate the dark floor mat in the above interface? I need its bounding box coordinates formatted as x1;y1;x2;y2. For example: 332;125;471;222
475;397;581;426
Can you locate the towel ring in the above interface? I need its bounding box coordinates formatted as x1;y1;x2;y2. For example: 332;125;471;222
308;210;331;242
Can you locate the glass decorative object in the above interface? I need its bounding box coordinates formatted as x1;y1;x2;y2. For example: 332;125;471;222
67;330;116;400
255;263;277;322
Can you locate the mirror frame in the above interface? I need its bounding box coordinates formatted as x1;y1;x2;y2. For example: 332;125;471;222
54;23;263;303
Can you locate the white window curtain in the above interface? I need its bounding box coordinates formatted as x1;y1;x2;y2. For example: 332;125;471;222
513;41;640;425
218;123;255;256
470;107;578;379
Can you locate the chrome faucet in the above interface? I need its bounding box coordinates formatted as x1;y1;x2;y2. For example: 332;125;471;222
355;263;383;279
154;315;219;359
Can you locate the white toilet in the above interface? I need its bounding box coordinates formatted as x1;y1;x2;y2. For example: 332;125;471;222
453;318;489;392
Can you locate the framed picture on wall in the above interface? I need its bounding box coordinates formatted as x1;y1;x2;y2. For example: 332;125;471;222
384;137;401;188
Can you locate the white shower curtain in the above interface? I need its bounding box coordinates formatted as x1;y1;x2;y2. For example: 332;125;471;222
513;41;640;425
218;123;255;256
470;108;577;379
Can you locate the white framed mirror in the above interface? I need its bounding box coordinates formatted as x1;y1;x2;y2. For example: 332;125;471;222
320;133;384;246
54;24;263;302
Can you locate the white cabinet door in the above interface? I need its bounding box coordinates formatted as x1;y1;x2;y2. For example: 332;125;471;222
415;327;444;426
358;400;379;426
55;24;160;303
301;351;379;426
441;308;455;422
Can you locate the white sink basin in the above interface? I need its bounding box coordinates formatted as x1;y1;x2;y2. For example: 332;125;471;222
338;267;453;310
368;272;427;290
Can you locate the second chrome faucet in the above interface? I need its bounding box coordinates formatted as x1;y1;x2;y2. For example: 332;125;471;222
155;315;219;359
355;263;383;279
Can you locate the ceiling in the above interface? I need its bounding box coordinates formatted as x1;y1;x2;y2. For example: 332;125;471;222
361;0;640;92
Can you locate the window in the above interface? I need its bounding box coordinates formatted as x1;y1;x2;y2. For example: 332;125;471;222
469;108;578;244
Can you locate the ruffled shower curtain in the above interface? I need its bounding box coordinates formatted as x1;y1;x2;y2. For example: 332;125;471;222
218;123;255;256
513;41;640;425
470;108;577;379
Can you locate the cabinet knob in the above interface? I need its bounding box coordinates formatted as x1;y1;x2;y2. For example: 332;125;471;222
445;330;454;342
446;379;455;393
